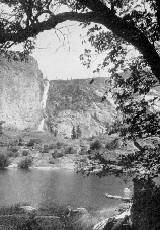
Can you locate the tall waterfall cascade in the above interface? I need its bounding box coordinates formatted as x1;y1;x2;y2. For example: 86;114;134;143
38;79;50;131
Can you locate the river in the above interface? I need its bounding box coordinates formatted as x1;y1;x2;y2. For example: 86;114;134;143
0;168;133;212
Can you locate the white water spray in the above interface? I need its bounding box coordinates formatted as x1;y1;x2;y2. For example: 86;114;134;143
38;79;50;131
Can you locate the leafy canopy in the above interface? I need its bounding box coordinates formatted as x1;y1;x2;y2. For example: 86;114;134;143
0;0;160;77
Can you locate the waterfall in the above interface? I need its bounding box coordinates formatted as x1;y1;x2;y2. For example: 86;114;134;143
38;79;50;132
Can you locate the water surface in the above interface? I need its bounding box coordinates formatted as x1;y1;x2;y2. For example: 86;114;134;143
0;168;133;211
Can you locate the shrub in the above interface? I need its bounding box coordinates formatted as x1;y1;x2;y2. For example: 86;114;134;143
48;158;56;164
49;143;55;149
79;146;88;155
6;150;19;158
71;126;77;139
90;140;101;150
52;150;64;158
16;213;43;230
55;152;64;158
9;146;19;153
0;153;10;168
56;142;65;149
21;150;29;156
9;140;19;146
76;125;82;139
43;145;50;153
85;137;93;141
18;157;33;169
64;147;77;155
105;138;119;150
27;139;35;147
0;203;28;215
27;139;41;147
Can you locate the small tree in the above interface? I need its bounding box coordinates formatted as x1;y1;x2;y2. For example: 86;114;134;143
90;140;101;150
0;153;9;168
71;126;77;139
76;125;82;139
18;157;33;169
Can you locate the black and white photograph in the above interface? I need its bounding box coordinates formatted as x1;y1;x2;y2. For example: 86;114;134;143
0;0;160;229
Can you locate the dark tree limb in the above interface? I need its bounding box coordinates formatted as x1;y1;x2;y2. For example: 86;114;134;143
1;1;160;82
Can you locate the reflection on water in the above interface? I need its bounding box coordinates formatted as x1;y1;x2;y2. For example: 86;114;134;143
0;168;133;211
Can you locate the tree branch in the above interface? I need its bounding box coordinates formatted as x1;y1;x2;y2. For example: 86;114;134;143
0;12;99;44
77;0;108;13
155;0;160;28
1;3;160;82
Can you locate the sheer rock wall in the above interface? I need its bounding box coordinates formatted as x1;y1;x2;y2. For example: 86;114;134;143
0;55;44;130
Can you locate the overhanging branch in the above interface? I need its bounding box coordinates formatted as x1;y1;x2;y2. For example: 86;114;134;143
0;12;99;44
1;4;160;82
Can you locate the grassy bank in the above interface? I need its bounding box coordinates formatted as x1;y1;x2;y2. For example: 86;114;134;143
0;128;137;172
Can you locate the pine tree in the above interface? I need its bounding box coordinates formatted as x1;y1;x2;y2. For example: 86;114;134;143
76;125;82;139
71;126;77;139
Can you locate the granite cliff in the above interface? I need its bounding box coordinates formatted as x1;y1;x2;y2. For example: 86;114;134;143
46;78;117;138
0;54;117;136
0;54;44;130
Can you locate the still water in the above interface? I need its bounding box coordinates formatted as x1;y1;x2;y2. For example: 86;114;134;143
0;168;133;211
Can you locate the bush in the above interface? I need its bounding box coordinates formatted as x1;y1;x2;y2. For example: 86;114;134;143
43;145;50;153
52;150;64;158
54;152;64;158
21;150;29;156
105;138;119;150
48;158;56;164
16;213;43;230
18;157;33;169
0;203;27;215
0;153;10;168
6;150;19;158
90;140;101;150
49;143;55;149
27;139;35;147
9;146;19;153
56;142;65;149
27;139;41;147
64;147;77;155
79;146;88;155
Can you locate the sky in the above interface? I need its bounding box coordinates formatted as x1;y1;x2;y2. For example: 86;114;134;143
8;3;140;81
31;22;98;80
1;3;95;81
27;21;138;81
2;1;147;81
12;20;137;81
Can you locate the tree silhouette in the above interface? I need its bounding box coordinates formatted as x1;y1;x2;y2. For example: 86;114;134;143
76;125;82;139
0;0;159;82
71;126;77;139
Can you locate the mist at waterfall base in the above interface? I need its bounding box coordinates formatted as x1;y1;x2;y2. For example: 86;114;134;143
38;79;50;132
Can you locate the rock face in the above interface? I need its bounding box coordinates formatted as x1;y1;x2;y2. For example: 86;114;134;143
0;54;44;130
0;55;117;135
46;78;117;138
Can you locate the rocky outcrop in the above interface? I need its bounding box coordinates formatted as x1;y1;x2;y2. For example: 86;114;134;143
46;78;117;138
0;54;44;130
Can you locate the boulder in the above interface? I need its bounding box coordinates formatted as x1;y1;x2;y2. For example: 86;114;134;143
0;55;44;130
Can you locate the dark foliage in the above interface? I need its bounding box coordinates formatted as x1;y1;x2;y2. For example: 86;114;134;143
0;152;10;168
18;157;33;169
71;126;77;139
90;140;101;150
64;147;77;155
